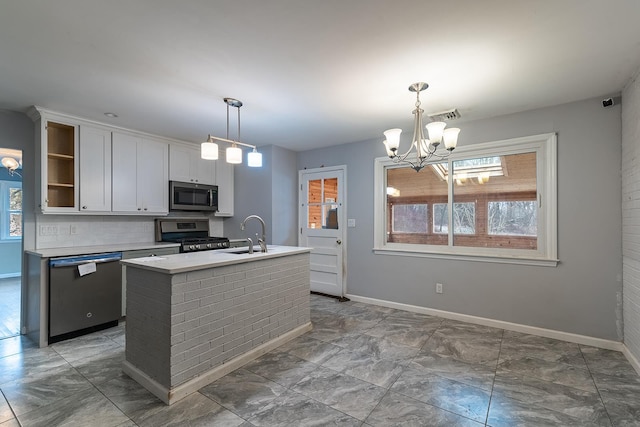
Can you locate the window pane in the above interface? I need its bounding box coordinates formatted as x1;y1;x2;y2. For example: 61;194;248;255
453;202;475;234
10;213;22;237
433;203;448;234
452;152;537;249
324;205;339;229
433;203;475;234
324;178;338;204
9;187;22;210
386;163;448;245
392;204;427;233
308;179;322;204
489;201;537;236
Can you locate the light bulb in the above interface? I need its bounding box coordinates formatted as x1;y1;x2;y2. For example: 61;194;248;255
226;145;242;164
426;122;446;144
383;128;402;151
201;138;218;160
443;128;460;150
247;149;262;167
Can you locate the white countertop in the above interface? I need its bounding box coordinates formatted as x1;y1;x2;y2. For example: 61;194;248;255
25;242;181;258
120;245;311;274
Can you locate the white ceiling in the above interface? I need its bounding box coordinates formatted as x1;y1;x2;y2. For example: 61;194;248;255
1;0;640;152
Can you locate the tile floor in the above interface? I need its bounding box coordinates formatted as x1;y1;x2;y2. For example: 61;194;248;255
0;278;20;339
1;294;640;426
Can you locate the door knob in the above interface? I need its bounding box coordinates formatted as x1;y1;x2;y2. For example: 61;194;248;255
336;239;342;244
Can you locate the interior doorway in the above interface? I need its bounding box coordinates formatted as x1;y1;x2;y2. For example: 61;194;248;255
0;148;23;339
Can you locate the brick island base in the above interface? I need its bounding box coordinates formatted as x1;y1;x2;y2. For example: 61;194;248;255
122;251;311;405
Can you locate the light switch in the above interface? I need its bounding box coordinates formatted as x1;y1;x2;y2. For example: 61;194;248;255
347;218;356;228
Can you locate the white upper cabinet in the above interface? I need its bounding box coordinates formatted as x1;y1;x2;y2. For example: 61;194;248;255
112;132;169;214
79;125;112;212
31;110;79;213
138;138;169;213
215;150;234;217
29;107;220;217
169;143;215;185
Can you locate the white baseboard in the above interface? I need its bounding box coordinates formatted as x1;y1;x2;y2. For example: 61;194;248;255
622;344;640;376
346;294;624;352
123;322;313;405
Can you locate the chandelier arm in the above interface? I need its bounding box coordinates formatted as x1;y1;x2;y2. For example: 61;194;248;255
208;135;257;150
391;154;425;172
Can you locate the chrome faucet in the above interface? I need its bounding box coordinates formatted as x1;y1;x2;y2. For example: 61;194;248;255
241;215;267;252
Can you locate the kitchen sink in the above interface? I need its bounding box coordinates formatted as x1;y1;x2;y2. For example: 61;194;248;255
229;249;263;255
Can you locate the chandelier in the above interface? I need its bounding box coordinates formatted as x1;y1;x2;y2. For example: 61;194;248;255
382;82;460;172
201;97;262;167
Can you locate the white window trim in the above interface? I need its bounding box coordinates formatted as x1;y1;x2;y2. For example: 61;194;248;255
0;180;22;241
374;133;558;267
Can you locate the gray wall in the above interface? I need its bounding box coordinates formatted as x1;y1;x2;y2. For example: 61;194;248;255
271;145;298;246
0;110;34;263
622;68;640;362
297;96;623;341
0;169;21;276
227;145;298;246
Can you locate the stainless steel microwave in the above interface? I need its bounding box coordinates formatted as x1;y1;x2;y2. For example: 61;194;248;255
169;181;218;212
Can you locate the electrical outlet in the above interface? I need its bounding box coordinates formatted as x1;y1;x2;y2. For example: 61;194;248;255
70;225;78;235
436;283;443;294
39;225;58;236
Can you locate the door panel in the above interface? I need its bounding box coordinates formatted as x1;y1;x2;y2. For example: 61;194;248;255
299;167;346;297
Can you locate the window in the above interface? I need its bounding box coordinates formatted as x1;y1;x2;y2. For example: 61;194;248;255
433;202;476;235
374;133;557;266
1;181;22;240
488;201;537;236
392;204;428;233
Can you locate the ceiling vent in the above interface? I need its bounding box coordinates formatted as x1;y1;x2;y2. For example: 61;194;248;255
428;108;461;122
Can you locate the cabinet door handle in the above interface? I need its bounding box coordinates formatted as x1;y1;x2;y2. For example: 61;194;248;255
137;208;142;211
82;206;87;210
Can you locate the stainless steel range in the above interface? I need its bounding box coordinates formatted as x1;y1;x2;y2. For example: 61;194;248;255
155;218;230;253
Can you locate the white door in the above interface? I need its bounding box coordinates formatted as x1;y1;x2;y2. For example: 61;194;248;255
299;166;346;297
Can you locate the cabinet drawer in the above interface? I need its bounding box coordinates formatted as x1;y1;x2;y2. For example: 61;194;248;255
121;247;179;259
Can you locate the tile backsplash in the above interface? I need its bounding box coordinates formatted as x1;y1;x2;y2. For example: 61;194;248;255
35;214;224;249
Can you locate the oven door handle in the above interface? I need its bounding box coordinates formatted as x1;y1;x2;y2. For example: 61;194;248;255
208;189;214;207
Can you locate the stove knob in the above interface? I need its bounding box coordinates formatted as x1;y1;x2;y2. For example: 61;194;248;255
217;242;222;247
207;243;213;249
188;245;195;251
195;244;201;250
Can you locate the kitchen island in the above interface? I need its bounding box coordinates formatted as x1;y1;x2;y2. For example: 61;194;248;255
120;245;312;405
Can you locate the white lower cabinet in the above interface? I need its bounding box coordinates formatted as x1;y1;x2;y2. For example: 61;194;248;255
112;132;168;214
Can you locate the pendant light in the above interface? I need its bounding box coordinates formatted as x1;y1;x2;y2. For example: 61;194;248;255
201;98;262;167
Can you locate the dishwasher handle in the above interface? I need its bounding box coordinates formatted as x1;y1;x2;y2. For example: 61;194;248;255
50;252;122;268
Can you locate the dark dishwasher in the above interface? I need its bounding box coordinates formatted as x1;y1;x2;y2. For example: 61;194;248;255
49;252;122;343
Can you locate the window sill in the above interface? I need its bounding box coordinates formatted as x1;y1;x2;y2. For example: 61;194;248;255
373;247;559;267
